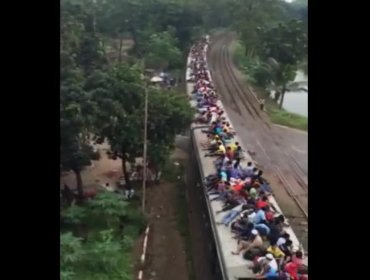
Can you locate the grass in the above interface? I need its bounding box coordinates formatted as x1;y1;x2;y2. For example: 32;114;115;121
231;40;308;131
162;160;196;280
266;101;308;131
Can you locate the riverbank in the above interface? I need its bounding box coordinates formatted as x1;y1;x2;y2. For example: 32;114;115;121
230;40;307;131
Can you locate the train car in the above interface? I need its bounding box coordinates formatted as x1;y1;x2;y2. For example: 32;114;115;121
186;36;307;280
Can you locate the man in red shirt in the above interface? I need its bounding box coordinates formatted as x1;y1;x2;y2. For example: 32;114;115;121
256;195;269;209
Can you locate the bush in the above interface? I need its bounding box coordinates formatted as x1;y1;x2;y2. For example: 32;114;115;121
60;192;146;280
87;192;128;228
61;204;87;225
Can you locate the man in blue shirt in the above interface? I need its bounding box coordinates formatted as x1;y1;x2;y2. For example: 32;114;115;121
255;223;271;237
217;204;249;226
228;167;240;180
249;207;266;224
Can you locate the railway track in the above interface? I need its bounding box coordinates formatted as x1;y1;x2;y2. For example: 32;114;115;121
208;33;308;221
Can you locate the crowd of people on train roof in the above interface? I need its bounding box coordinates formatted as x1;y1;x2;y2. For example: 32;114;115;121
188;38;308;280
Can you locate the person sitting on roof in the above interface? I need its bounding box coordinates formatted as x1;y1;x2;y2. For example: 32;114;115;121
258;178;273;194
216;191;246;213
231;218;253;237
252;170;264;181
268;215;287;243
283;251;308;280
264;206;276;223
279;239;293;264
254;253;280;279
231;178;246;193
201;121;218;135
194;111;211;124
229;167;242;182
217;204;249;227
249;206;267;225
266;240;285;268
248;186;258;201
256;195;270;209
231;229;264;256
228;141;239;152
233;146;244;169
203;136;220;152
255;221;271;238
277;233;290;247
204;141;226;157
221;130;233;144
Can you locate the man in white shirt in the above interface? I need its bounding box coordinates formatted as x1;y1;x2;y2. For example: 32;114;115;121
257;253;278;271
277;233;290;247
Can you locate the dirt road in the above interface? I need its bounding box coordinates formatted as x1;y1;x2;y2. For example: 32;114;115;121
207;33;308;250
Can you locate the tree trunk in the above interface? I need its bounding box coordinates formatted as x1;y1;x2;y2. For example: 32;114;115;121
118;36;123;63
121;148;130;188
279;86;286;109
62;184;75;206
129;26;141;58
73;169;84;200
274;91;281;102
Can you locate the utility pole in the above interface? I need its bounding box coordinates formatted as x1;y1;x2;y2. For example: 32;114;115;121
142;84;148;213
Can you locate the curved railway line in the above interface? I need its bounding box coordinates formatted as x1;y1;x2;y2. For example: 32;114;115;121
207;33;308;248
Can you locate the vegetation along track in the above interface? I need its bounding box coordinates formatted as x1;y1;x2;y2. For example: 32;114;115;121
208;33;308;223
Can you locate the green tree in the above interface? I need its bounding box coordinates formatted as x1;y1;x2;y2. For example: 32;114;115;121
145;88;194;169
258;19;307;108
144;30;182;70
61;0;107;75
60;78;99;199
87;65;143;186
229;0;285;55
264;58;297;108
88;64;193;185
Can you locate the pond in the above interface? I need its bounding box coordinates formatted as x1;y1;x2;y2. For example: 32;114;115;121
273;70;308;117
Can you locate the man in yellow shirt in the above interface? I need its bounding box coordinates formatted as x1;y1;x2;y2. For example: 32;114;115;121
229;141;239;152
217;141;226;154
205;141;225;157
266;242;285;267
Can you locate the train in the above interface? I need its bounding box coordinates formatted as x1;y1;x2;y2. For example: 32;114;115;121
185;35;307;280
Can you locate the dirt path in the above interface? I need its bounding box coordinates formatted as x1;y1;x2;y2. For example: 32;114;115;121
143;180;189;280
139;146;191;280
60;142;123;191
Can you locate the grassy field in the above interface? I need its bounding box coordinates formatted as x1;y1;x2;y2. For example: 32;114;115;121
231;40;308;131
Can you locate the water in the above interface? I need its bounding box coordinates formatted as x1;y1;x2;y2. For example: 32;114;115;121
274;70;308;117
